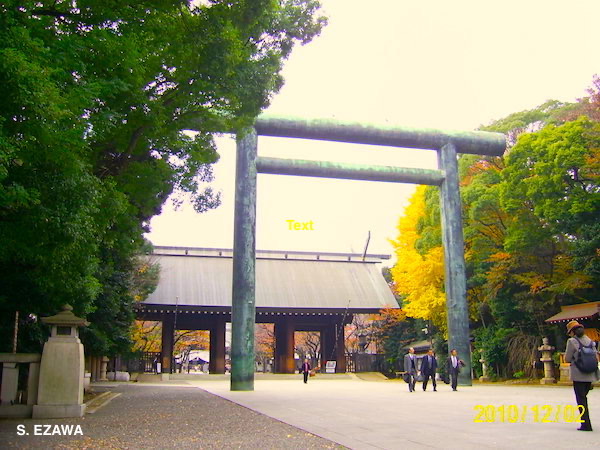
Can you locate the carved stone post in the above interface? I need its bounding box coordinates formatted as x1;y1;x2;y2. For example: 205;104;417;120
100;356;109;381
0;363;19;405
538;337;556;384
479;349;490;382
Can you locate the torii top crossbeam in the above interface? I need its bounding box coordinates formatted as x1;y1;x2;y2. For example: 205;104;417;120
254;115;506;156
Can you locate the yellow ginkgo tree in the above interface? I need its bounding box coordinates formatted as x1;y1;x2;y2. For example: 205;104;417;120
389;186;447;334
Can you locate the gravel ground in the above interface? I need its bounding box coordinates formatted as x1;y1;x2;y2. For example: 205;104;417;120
0;384;345;449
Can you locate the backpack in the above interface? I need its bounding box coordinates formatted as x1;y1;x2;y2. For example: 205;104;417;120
573;337;599;374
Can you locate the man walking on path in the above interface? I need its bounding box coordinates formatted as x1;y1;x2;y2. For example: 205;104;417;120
421;349;437;391
447;349;464;391
300;358;312;384
404;347;418;392
565;320;600;431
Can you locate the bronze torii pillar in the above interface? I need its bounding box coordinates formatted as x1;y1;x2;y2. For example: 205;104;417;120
231;116;506;391
231;128;258;390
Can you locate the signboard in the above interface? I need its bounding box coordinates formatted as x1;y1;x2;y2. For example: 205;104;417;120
325;360;337;373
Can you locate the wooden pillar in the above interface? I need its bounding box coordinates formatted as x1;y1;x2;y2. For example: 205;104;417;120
320;319;346;373
320;325;333;372
335;320;346;373
274;317;295;374
209;317;226;374
161;315;174;374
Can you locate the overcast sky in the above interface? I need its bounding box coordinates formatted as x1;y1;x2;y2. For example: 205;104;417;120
146;0;600;262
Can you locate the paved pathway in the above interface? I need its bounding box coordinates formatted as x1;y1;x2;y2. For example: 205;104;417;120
192;376;600;449
0;384;341;449
1;376;598;449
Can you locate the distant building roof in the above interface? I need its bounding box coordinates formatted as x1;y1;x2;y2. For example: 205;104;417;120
142;246;397;313
545;301;600;324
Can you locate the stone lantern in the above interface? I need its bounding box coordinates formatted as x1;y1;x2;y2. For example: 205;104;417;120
32;305;89;418
538;337;556;385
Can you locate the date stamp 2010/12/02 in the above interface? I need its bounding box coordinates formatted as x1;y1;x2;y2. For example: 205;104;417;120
473;405;585;423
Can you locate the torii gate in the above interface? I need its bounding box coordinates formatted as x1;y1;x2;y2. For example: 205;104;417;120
231;116;506;391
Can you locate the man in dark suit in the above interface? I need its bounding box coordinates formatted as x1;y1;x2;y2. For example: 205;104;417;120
300;358;311;384
421;348;438;391
403;347;418;392
447;348;464;391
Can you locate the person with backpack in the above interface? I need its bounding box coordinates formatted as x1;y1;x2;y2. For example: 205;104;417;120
565;320;600;431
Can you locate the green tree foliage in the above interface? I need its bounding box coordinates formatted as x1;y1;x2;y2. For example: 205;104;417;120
469;115;600;369
473;326;516;378
388;78;600;378
479;99;576;146
371;307;424;374
0;0;325;353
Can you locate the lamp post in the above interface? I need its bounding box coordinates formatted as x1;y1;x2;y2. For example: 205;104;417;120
422;321;434;349
357;331;368;353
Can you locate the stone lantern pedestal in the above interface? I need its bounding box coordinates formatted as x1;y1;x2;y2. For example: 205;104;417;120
479;349;490;382
538;337;556;385
32;305;89;419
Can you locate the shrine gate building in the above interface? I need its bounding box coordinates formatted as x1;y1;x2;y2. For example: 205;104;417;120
135;246;397;374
